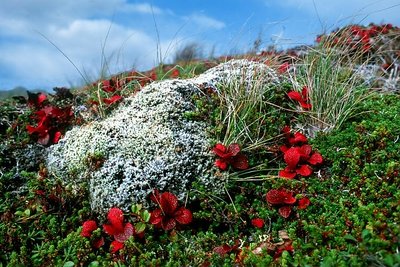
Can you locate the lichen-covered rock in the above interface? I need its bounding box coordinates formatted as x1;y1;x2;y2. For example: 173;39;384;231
45;59;278;214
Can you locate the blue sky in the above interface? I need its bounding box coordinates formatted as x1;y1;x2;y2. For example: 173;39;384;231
1;0;399;91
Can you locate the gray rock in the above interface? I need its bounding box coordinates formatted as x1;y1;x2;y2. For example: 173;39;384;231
45;59;278;214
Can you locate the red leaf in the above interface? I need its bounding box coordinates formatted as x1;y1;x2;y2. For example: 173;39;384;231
308;152;323;165
296;164;313;177
283;147;301;169
171;68;180;78
102;80;115;93
110;240;124;253
161;217;176;231
174;207;193;225
149;209;163;227
92;237;104;249
215;159;228;170
103;95;122;105
38;133;50;145
291;132;308;145
227;143;241;157
278;62;290;74
301;86;310;99
298;197;311;210
251;218;265;228
53;131;62;144
298;144;312;160
278;206;292;218
287;91;302;102
279;168;297;179
231;154;249;170
267;189;295;205
300;101;312;110
159;192;178;215
103;207;124;235
114;222;134;243
37;93;47;105
280;145;290;153
81;220;97;237
212;143;228;158
213;244;232;255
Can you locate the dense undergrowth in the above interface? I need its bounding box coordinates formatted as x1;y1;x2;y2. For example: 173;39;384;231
1;23;399;266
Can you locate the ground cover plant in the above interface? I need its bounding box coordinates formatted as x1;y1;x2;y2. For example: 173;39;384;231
0;23;399;266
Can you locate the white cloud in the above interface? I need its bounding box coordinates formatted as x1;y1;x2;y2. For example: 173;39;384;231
0;1;173;90
186;14;226;30
122;3;164;14
0;18;159;90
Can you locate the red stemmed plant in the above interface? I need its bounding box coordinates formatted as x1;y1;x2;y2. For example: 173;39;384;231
287;86;312;110
26;103;74;145
266;189;310;218
212;143;249;171
279;126;323;179
102;207;134;253
149;190;192;231
81;220;105;249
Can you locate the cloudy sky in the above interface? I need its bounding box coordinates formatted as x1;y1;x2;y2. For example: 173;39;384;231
1;0;399;91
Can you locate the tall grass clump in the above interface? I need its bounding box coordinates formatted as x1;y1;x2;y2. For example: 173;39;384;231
215;62;283;151
289;35;373;136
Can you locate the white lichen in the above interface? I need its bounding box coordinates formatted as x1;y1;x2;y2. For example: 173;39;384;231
46;59;277;214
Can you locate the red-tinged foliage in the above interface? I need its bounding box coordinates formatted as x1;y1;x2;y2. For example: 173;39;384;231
101;79;116;93
213;240;241;258
81;220;98;237
171;68;180;78
279;127;323;179
27;91;47;108
81;220;105;249
287;86;312;110
278;62;290;74
103;208;125;236
278;206;292;218
274;243;294;259
114;222;134;243
26;103;74;146
266;189;296;205
110;240;124;253
298;197;311;210
92;237;105;249
150;190;192;231
251;218;265;228
103;95;122;105
212;143;249;171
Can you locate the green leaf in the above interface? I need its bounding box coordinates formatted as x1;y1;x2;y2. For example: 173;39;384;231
361;229;372;240
63;261;75;267
141;210;151;222
135;222;146;234
88;261;100;267
24;209;31;217
343;234;357;243
131;203;142;214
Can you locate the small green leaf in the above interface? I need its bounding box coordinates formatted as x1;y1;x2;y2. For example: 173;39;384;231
135;222;146;234
15;211;24;216
343;234;357;243
131;204;142;214
63;261;75;267
88;261;100;267
24;209;31;217
141;210;151;222
361;229;372;240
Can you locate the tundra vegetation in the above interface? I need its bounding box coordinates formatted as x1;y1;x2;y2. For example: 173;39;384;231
0;23;399;266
